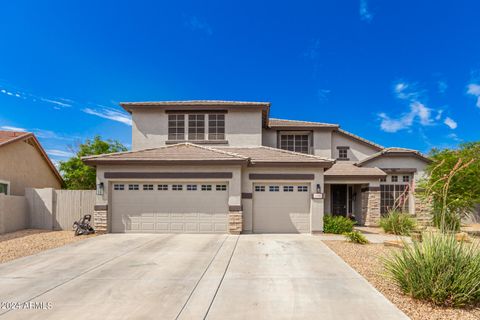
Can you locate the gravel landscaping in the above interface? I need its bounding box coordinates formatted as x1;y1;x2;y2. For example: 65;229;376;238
0;229;97;264
324;240;480;320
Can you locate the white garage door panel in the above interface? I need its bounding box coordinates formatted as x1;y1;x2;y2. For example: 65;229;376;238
112;182;228;233
253;183;310;233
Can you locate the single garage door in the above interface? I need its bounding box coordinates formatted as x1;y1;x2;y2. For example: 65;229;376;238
111;182;229;233
253;183;310;233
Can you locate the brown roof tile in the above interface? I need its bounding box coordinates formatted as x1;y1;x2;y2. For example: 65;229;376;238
0;130;31;146
356;147;431;165
268;118;338;128
324;163;386;177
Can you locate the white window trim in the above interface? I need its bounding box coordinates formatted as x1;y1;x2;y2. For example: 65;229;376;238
0;179;10;195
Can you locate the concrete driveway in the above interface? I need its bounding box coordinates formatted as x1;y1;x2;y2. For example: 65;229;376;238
0;234;408;320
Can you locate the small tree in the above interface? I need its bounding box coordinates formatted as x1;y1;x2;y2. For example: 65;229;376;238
420;142;480;231
59;136;127;189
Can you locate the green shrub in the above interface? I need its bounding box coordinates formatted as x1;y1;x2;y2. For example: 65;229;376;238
379;211;416;236
323;215;355;234
383;232;480;307
343;231;369;244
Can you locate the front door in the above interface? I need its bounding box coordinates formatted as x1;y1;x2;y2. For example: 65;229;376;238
331;184;347;216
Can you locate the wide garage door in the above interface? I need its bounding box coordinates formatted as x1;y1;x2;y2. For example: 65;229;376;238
111;182;229;233
253;183;310;233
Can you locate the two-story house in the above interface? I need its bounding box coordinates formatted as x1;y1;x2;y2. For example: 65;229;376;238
83;100;431;234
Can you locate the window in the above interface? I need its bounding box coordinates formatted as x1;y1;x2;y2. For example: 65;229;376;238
337;146;349;160
283;186;294;192
188;114;205;140
201;184;212;191
143;184;154;191
216;185;227;191
172;184;183;191
279;134;309;154
380;184;409;215
380;176;386;182
391;175;398;182
298;186;308;192
0;182;9;195
255;186;265;192
403;175;410;182
158;184;168;191
187;184;197;191
269;186;280;192
208;114;225;140
114;184;124;191
168;114;185;140
128;184;139;191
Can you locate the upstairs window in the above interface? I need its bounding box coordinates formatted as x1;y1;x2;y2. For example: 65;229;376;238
279;134;309;154
168;114;185;140
391;175;398;182
337;146;349;160
403;175;410;183
188;114;205;140
208;114;225;140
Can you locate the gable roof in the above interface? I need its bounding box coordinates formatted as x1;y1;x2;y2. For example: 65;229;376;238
324;162;386;178
356;147;432;166
83;143;334;167
268;118;339;129
0;131;63;184
335;129;384;151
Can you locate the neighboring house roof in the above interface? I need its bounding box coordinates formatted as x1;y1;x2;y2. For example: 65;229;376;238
120;100;271;127
0;130;64;184
335;129;384;151
324;162;386;178
83;143;334;167
216;146;334;167
268;118;339;129
356;147;432;166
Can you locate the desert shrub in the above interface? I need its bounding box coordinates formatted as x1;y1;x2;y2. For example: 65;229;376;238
323;215;355;234
383;232;480;307
343;231;369;244
379;211;416;236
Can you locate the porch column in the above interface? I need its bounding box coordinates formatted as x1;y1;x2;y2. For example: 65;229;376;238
228;167;243;235
361;184;381;227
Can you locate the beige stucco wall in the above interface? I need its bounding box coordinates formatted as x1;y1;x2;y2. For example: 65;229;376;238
0;194;28;234
331;131;379;162
131;108;263;150
361;156;428;181
0;141;61;196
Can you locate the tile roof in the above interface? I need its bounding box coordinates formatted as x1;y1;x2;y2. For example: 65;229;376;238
268;118;339;128
0;130;63;183
216;146;334;165
83;143;334;167
356;147;431;165
120;100;271;107
336;129;384;150
82;143;248;164
324;162;386;177
0;131;31;147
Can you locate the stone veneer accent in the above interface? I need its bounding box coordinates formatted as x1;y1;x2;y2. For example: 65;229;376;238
93;209;108;232
228;211;243;235
361;190;381;227
414;193;433;226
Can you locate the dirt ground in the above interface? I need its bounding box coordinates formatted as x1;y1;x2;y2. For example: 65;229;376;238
0;229;97;264
324;240;480;320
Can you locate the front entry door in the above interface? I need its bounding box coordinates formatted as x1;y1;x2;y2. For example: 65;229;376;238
331;184;347;216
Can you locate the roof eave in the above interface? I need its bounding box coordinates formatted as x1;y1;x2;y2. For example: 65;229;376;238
82;159;248;166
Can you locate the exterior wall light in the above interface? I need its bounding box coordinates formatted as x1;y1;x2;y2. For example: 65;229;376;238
316;184;322;193
96;182;104;196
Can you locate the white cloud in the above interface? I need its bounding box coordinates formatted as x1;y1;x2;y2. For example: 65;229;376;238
46;149;74;158
438;80;448;93
435;110;443;121
393;81;422;101
40;98;72;108
0;125;27;132
33;129;77;141
359;0;373;22
379;99;434;133
82;107;132;126
185;15;213;36
467;83;480;108
443;117;457;129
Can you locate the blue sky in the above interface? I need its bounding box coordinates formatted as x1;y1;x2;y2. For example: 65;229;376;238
0;1;479;164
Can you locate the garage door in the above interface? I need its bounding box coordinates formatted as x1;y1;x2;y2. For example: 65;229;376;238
111;182;229;233
253;183;310;233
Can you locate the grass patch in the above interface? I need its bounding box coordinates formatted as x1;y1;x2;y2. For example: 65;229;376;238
324;215;355;234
